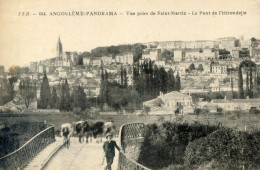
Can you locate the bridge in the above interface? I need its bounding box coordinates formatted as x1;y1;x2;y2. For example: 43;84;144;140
0;123;151;170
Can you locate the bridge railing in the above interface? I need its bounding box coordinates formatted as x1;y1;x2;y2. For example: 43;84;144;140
118;123;151;170
0;124;55;170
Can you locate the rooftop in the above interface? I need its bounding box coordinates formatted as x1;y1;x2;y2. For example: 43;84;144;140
159;91;191;100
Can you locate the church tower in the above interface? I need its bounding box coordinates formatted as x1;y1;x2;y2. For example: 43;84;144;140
57;36;63;59
56;36;63;66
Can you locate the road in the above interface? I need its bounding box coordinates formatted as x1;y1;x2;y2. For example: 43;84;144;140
44;137;119;170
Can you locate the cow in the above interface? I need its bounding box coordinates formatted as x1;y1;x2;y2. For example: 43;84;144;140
73;121;92;143
92;121;116;143
92;121;104;143
61;123;73;148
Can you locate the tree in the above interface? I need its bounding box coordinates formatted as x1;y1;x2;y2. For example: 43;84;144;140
167;69;175;92
219;49;230;55
251;37;257;47
189;63;196;71
8;66;21;78
152;65;160;98
129;89;142;109
132;44;146;62
39;72;51;109
142;106;150;115
158;67;168;94
238;65;244;98
19;79;34;109
107;84;126;111
51;87;59;109
249;68;254;98
73;85;87;111
0;79;14;105
197;64;204;72
176;72;181;91
123;68;128;87
100;66;105;109
246;71;249;97
20;67;29;74
161;50;173;61
231;77;234;98
120;65;124;85
107;46;120;56
238;60;256;99
60;79;71;111
8;66;20;84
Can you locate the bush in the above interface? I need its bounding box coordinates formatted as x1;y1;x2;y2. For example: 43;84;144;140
185;128;260;169
137;122;220;169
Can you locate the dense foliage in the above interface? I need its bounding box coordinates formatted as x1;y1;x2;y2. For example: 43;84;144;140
0;78;14;105
238;60;258;99
191;91;240;102
219;49;230;55
50;87;59;109
81;44;146;62
133;60;181;101
161;50;173;61
185;129;260;169
19;79;36;108
72;85;87;111
137;122;260;170
138;122;220;168
59;79;72;111
39;72;51;109
100;70;141;112
99;60;181;112
8;66;21;79
37;75;90;112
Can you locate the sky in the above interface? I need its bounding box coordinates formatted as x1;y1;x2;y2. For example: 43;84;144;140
0;0;260;69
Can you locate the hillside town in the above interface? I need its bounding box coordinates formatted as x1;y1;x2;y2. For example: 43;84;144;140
1;36;260;115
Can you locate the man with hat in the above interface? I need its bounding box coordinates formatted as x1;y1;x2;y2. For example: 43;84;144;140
103;133;122;170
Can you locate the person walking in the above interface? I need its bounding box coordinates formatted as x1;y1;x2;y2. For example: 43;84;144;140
103;133;122;170
61;123;73;149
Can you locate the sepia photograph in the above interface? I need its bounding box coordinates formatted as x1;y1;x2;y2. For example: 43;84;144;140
0;0;260;169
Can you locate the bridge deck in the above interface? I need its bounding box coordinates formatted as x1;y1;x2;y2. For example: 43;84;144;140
44;138;119;170
24;137;63;170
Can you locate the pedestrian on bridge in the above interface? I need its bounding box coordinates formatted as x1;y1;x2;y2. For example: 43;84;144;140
103;133;122;170
61;123;73;149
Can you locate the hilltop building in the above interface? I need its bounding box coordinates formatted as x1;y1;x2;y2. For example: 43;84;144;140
115;53;134;65
55;37;79;67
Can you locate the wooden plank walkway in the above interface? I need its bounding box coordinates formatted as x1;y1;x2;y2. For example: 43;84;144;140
43;138;119;170
24;137;64;170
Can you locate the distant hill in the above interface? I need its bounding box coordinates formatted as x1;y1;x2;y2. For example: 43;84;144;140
81;43;146;62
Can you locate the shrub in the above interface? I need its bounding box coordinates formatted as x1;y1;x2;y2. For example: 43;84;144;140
138;122;220;169
185;128;260;169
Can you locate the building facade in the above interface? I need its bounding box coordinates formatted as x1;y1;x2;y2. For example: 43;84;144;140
143;91;194;114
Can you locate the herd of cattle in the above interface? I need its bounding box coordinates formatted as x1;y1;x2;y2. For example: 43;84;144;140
60;120;117;144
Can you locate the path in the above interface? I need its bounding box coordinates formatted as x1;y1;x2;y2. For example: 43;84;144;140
44;137;119;170
24;138;63;170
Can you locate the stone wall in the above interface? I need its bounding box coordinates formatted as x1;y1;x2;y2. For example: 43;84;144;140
123;137;145;161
